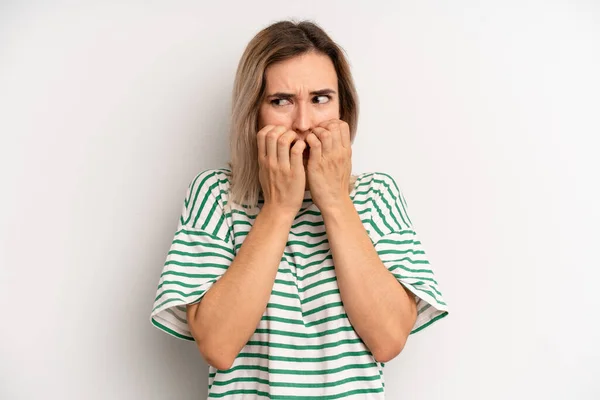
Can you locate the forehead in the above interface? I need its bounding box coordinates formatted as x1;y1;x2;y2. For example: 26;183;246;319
264;52;338;92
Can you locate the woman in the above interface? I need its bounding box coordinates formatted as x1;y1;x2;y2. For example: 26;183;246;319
150;19;448;399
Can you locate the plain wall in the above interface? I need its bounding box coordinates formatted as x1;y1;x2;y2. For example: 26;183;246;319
1;1;599;399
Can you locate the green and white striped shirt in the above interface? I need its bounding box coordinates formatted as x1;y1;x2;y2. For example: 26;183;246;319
150;168;448;399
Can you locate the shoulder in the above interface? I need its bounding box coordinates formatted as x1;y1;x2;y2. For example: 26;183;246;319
353;171;403;198
186;168;231;201
181;168;231;226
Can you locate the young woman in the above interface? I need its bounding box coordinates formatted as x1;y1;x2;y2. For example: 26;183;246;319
150;19;449;399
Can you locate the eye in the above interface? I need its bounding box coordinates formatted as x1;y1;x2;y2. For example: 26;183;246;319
270;98;291;107
313;95;331;104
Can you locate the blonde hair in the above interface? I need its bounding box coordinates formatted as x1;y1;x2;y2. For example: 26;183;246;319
227;19;360;207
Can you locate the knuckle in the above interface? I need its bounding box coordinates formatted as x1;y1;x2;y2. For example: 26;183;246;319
278;134;291;145
259;125;274;134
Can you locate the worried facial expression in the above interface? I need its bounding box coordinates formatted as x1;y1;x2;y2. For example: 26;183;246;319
258;51;341;167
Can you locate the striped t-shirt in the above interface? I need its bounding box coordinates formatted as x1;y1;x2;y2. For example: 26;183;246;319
150;167;448;399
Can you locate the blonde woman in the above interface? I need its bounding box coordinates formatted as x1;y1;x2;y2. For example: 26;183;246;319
150;19;449;399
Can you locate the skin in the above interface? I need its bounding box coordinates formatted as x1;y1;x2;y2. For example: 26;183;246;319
258;51;341;190
187;51;417;370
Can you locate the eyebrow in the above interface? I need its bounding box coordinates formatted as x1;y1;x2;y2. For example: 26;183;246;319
266;89;337;99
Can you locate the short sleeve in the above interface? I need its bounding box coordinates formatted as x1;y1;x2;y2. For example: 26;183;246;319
369;172;449;335
150;169;234;341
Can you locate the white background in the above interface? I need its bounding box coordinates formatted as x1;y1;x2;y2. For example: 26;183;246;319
1;1;599;399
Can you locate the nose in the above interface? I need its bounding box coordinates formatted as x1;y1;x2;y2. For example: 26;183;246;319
291;101;312;136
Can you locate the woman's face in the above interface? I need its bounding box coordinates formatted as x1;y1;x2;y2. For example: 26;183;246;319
258;51;341;166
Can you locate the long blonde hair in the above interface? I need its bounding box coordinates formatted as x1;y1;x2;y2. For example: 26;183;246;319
227;19;360;207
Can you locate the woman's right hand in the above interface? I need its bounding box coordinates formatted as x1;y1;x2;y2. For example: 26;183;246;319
257;125;307;218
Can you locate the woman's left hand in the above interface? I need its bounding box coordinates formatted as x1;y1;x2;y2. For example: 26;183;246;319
305;119;353;213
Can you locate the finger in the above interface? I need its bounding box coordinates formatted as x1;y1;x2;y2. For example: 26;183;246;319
339;120;351;149
290;139;306;172
266;126;287;163
277;130;296;167
318;118;339;128
305;132;322;162
257;125;275;158
326;121;342;150
311;127;332;154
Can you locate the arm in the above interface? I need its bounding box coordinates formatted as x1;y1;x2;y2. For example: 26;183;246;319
321;198;418;363
186;205;294;370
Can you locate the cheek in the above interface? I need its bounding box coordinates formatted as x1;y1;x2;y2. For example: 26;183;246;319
258;106;290;129
328;109;341;119
317;107;341;124
321;101;341;120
